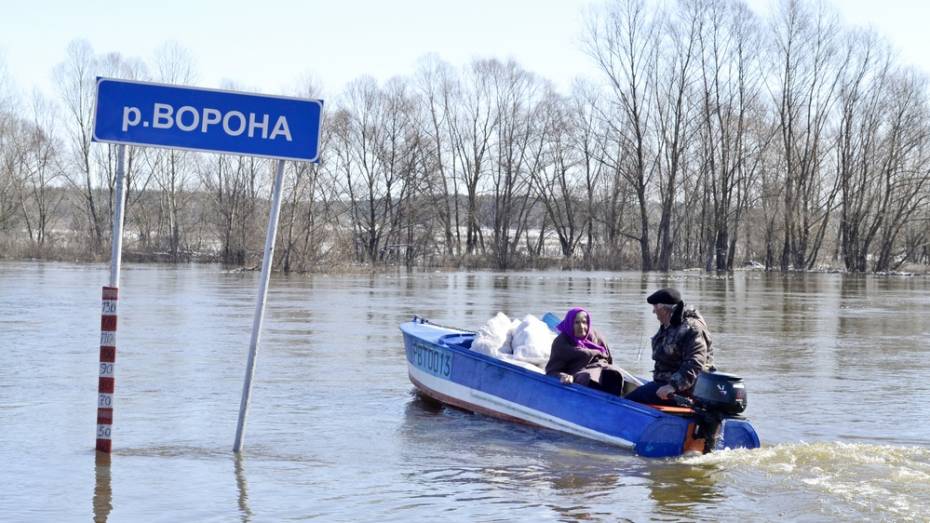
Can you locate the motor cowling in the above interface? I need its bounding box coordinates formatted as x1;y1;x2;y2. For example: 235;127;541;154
691;371;747;415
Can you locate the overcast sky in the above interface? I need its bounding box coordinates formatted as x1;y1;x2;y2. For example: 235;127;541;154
1;0;928;101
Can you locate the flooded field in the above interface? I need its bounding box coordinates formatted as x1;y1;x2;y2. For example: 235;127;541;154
1;262;929;521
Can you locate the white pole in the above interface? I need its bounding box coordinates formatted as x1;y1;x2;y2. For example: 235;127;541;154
234;159;287;453
109;144;127;287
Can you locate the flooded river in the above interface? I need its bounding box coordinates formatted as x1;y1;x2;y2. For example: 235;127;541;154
1;262;929;521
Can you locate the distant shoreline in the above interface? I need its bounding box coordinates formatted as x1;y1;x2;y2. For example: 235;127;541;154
2;256;927;277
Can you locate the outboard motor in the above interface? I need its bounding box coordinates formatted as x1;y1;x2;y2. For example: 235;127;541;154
691;372;747;415
673;371;748;453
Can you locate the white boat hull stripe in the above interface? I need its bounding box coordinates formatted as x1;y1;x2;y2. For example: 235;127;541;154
408;364;634;449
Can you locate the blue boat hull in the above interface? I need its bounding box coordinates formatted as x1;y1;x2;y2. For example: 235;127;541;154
401;319;760;458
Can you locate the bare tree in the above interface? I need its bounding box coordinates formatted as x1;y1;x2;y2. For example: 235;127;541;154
95;52;150;238
871;73;930;271
568;80;611;264
335;76;422;264
0;60;21;234
585;0;659;270
416;55;463;259
836;34;930;273
452;60;498;256
338;78;384;263
278;77;335;272
694;0;765;271
771;0;843;270
149;42;197;260
487;59;542;269
652;1;700;271
836;30;888;272
0;121;22;235
5;0;929;274
199;153;266;265
531;90;581;260
375;77;424;265
596;127;636;266
54;39;103;254
15;92;66;253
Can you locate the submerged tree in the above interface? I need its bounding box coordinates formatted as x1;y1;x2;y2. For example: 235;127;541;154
585;0;659;270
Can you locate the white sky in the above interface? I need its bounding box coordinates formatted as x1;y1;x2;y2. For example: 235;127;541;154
1;0;928;102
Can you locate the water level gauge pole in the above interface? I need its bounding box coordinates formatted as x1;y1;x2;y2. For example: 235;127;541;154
234;159;287;453
96;143;127;453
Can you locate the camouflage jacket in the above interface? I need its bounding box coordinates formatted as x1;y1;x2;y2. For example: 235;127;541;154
651;307;714;392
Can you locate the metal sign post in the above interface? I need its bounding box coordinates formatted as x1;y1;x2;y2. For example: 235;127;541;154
92;78;323;453
109;144;128;288
233;159;286;452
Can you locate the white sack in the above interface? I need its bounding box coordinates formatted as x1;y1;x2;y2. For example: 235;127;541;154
503;318;520;355
470;312;515;358
510;314;557;367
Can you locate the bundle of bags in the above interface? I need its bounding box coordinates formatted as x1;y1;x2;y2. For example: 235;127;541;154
470;312;556;372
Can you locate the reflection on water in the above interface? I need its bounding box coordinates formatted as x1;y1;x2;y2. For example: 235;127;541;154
93;452;112;523
646;461;721;519
402;393;724;521
3;263;930;521
234;454;252;523
399;394;624;519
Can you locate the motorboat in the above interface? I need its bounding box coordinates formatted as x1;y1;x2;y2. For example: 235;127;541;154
401;316;760;458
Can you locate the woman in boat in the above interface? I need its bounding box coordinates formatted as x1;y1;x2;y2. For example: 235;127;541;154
545;308;624;395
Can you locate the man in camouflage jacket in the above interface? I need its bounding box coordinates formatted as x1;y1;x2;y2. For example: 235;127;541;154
625;288;714;405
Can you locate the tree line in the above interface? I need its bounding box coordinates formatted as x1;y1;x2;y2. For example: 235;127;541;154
1;0;928;273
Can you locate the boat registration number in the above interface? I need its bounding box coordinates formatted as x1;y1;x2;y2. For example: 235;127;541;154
411;342;453;378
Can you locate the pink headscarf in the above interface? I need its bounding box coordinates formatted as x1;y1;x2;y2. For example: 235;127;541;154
556;307;607;353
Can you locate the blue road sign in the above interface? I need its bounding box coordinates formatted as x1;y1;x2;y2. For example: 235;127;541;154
93;78;323;162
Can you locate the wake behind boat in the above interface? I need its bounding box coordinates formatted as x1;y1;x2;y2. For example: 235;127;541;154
401;316;760;458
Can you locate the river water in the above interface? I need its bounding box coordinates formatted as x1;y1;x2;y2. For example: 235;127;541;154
1;262;929;522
